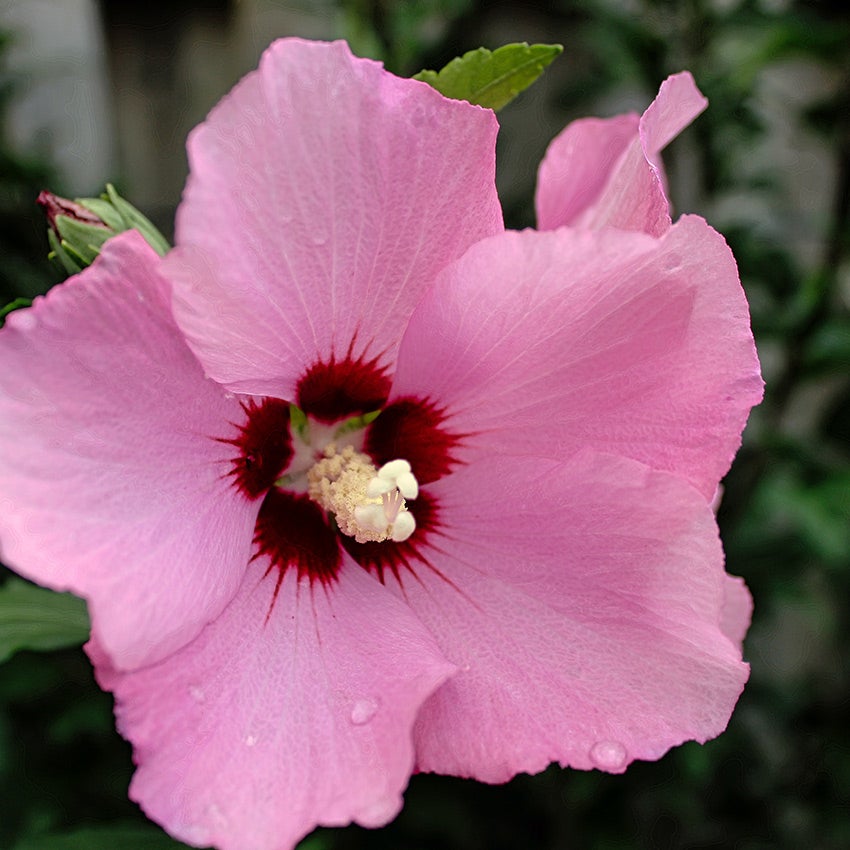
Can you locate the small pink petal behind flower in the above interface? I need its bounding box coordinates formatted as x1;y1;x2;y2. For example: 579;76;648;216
390;220;763;500
403;452;749;780
536;71;707;235
720;574;753;651
167;38;502;401
0;231;257;670
90;563;455;850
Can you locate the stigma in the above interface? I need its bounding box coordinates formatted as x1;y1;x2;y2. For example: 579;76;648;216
307;445;418;544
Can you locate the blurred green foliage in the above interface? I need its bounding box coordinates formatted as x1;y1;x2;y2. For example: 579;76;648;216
0;30;62;304
1;0;849;848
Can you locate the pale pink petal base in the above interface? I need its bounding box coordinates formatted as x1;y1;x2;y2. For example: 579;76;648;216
536;72;707;234
405;452;748;781
391;219;763;499
0;232;255;669
90;563;455;850
168;38;502;399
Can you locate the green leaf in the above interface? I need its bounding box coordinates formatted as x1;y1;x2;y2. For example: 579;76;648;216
12;824;194;850
0;575;90;665
413;42;562;111
0;298;33;326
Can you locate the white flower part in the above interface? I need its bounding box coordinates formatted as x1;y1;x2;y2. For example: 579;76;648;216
307;445;417;544
370;459;419;501
390;511;416;542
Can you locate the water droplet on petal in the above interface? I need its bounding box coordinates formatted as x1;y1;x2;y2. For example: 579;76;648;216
589;740;628;771
310;230;328;246
350;697;379;725
206;803;228;826
188;686;205;703
245;734;258;747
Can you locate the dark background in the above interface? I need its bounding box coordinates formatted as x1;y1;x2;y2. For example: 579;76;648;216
1;1;848;848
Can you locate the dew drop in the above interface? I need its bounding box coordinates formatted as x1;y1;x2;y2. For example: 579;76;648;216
188;686;206;703
245;734;258;747
589;739;628;771
206;803;228;826
350;697;379;725
310;230;328;246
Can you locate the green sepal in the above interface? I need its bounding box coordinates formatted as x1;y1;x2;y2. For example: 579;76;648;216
413;42;563;111
104;183;170;256
0;575;90;665
54;213;115;264
47;228;85;275
0;297;33;327
76;195;126;231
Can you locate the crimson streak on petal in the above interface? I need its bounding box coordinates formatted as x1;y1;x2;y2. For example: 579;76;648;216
218;398;293;499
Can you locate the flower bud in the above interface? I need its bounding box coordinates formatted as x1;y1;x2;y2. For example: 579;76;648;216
37;184;169;275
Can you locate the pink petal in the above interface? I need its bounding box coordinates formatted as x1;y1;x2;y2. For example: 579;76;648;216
167;38;502;399
536;72;707;235
0;232;256;670
403;451;749;780
390;219;763;499
720;574;753;651
90;563;455;850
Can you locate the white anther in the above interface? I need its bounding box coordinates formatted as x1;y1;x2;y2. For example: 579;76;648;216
379;459;411;479
395;471;418;500
390;512;416;542
366;477;395;498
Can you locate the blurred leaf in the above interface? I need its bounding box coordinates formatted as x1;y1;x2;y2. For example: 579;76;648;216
12;824;194;850
0;576;89;664
11;823;332;850
413;43;562;111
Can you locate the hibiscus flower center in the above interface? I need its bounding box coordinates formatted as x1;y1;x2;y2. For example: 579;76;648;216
306;445;418;543
221;385;462;590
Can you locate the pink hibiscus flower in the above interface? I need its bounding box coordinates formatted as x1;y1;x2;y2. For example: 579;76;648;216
0;40;762;850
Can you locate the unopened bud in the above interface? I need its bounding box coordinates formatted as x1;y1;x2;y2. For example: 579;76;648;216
37;184;169;275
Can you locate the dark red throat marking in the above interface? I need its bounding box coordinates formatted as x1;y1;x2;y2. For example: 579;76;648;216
297;352;391;423
218;398;293;499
